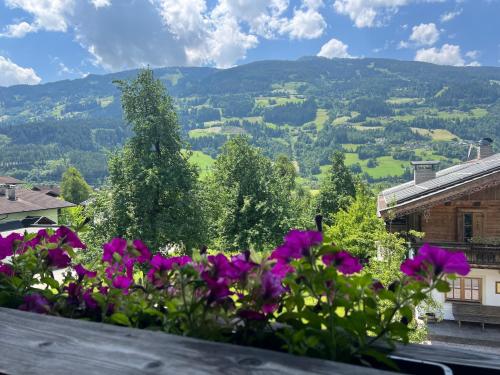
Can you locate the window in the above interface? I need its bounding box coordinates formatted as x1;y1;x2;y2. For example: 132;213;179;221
496;282;500;295
446;277;481;303
463;213;473;241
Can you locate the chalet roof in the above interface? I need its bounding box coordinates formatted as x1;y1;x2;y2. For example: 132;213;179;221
0;188;74;216
32;185;61;197
0;176;24;185
378;153;500;216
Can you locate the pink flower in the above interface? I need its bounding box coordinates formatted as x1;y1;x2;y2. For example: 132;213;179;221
74;264;97;279
270;261;294;279
147;254;192;287
270;230;322;261
53;226;86;249
47;248;71;269
102;238;127;263
207;254;239;279
19;294;50;314
112;275;133;290
0;263;14;277
132;240;152;263
231;252;256;275
0;233;22;260
322;251;363;274
401;244;470;280
83;290;98;310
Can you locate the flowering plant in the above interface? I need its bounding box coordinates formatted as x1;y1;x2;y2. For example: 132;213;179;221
0;227;469;367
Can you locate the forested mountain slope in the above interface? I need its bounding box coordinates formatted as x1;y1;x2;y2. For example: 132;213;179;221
1;56;500;186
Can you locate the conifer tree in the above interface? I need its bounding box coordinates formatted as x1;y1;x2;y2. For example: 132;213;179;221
60;166;92;204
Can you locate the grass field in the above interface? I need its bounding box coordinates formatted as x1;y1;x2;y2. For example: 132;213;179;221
411;128;458;141
332;115;351;125
255;96;304;107
386;97;422;105
313;108;329;130
189;151;215;177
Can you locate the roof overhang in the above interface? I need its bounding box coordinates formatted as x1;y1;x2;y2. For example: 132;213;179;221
378;169;500;219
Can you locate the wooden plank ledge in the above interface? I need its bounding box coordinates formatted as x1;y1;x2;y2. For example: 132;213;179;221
0;308;393;375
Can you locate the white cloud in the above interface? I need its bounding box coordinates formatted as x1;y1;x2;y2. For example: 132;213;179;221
465;50;480;60
4;0;73;35
0;21;36;38
333;0;409;28
409;23;439;46
90;0;111;8
440;9;462;22
415;44;465;66
0;56;41;86
466;61;481;67
282;8;326;39
317;38;353;58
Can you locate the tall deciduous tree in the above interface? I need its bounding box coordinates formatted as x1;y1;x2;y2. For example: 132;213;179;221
108;69;206;251
316;151;356;225
205;137;297;251
60;166;92;204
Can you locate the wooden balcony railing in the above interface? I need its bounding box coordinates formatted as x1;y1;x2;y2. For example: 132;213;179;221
413;242;500;268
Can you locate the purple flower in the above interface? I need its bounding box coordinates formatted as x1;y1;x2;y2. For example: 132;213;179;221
112;275;133;290
132;240;152;263
64;282;83;305
401;244;470;280
231;252;256;275
260;271;286;310
270;261;294;279
204;276;232;302
0;233;22;260
371;279;385;293
147;254;192;287
19;294;50;314
0;263;14;277
53;226;86;249
207;254;239;279
74;264;97;279
270;230;323;261
238;309;266;320
47;248;71;269
102;238;127;263
83;290;98;310
322;251;363;274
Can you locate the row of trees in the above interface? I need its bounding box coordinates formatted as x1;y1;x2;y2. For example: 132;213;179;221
76;69;371;256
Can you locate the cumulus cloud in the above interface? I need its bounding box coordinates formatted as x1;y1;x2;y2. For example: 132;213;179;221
440;9;462;23
415;44;465;66
317;38;353;58
333;0;409;28
0;56;41;86
409;23;439;46
2;0;328;70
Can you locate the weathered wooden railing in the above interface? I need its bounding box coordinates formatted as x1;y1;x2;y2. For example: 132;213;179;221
0;308;499;374
414;242;500;268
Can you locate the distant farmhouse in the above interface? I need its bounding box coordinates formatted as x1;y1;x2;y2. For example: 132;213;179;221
378;138;500;326
0;177;74;234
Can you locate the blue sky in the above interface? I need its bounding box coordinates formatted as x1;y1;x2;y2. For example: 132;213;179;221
0;0;499;86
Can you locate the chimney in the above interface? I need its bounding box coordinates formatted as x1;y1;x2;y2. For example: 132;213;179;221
411;161;440;185
7;185;16;201
0;184;6;196
478;138;494;159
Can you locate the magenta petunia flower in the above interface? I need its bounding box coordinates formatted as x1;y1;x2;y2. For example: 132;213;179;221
238;309;266;320
47;248;71;269
0;263;14;277
270;230;323;262
53;226;86;249
132;240;152;263
204;276;232;302
147;254;192;286
83;290;98;310
231;252;256;275
401;244;470;280
207;254;239;279
322;251;363;274
19;294;50;314
0;233;22;260
261;271;286;301
112;275;133;290
270;261;294;279
74;264;97;279
102;238;127;263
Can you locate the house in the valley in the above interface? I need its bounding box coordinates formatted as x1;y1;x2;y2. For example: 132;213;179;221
0;178;74;234
377;138;500;325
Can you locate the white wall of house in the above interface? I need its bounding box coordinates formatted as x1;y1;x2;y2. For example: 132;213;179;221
431;268;500;320
0;209;59;225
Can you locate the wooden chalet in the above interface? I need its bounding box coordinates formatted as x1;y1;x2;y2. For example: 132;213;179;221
377;138;500;324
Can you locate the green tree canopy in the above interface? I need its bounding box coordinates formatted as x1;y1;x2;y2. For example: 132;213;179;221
205;137;299;251
60;166;92;204
316;151;356;225
106;68;206;251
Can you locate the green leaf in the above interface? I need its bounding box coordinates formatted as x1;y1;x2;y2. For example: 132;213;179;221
110;312;131;326
435;279;451;293
41;277;59;290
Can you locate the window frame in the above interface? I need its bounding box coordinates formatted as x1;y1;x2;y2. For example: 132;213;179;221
445;277;482;303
